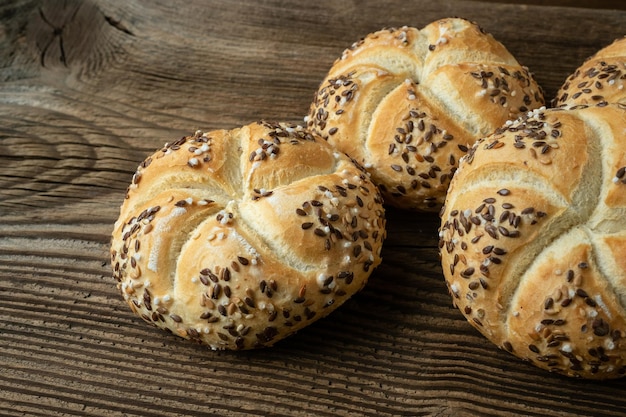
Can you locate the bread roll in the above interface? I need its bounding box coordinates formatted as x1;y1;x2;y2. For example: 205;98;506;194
111;121;386;350
305;17;544;211
439;104;626;379
554;36;626;107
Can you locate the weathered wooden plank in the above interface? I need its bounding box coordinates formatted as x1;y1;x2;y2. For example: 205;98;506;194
1;0;626;415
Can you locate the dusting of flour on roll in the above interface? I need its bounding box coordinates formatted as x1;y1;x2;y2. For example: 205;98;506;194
439;104;626;379
111;121;386;350
306;17;544;211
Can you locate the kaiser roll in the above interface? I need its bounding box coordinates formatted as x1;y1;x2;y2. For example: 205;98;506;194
439;104;626;379
111;121;386;350
305;17;544;211
554;36;626;108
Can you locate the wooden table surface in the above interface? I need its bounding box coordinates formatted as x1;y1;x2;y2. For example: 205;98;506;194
1;1;626;416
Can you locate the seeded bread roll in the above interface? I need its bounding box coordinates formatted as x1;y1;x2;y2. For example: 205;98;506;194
111;121;386;350
554;36;626;107
305;17;544;211
439;104;626;379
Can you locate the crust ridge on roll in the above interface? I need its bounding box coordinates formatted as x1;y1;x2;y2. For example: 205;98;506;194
554;36;626;108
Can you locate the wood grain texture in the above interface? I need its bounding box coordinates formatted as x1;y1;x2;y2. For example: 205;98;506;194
1;0;625;415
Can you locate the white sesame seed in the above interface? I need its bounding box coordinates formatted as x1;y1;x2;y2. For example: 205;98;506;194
450;283;459;296
595;295;612;319
316;273;326;287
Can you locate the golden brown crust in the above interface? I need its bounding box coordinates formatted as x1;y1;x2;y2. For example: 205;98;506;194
306;18;544;211
439;104;626;379
554;36;626;107
111;121;386;350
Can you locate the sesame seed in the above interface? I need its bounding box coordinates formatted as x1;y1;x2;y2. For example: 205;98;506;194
461;267;475;278
218;304;227;316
